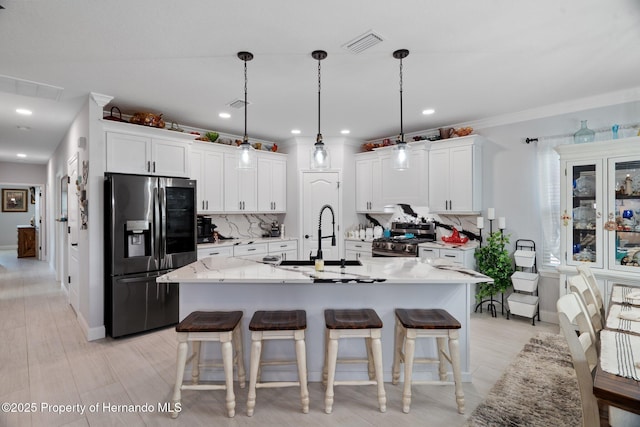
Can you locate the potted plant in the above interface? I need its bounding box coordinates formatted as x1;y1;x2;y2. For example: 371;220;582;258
474;231;514;309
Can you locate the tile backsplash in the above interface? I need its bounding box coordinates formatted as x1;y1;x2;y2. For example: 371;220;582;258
203;214;283;239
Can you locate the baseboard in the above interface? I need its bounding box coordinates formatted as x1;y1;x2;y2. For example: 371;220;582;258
77;311;106;341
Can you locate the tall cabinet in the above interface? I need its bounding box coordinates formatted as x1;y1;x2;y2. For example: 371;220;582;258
556;137;640;302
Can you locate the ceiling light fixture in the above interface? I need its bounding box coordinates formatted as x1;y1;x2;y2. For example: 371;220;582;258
392;49;410;170
16;153;27;158
311;50;329;170
219;112;230;119
16;108;32;115
422;109;435;115
237;51;256;169
291;129;301;135
341;129;350;135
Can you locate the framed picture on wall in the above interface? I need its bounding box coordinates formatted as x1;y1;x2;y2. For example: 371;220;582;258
2;189;28;212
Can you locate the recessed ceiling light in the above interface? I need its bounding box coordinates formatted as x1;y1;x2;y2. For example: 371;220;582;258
291;129;301;134
422;109;435;115
341;129;350;135
219;112;231;119
17;153;27;158
17;125;31;130
16;108;32;115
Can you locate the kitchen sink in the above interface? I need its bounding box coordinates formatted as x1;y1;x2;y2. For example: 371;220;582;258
278;259;362;266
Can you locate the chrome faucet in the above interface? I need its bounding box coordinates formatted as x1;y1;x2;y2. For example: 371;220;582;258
314;204;336;261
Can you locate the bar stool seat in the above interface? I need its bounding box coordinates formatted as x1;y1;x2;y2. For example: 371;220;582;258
323;308;386;414
170;311;245;418
392;308;464;414
246;310;309;416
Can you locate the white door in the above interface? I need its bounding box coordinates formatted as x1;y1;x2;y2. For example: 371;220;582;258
67;154;80;314
302;171;341;261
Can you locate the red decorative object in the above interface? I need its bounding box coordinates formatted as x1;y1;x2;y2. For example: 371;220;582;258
441;227;469;244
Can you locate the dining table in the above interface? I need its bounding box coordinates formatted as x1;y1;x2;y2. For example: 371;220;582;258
592;284;640;423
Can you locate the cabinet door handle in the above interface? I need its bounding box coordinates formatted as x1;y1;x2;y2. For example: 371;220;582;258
147;161;151;172
153;161;156;173
247;248;256;252
209;252;220;255
206;200;209;210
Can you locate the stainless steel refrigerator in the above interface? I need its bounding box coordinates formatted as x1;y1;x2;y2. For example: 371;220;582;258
104;173;197;337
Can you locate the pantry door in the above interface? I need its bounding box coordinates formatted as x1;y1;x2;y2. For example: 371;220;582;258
67;154;80;314
301;171;341;261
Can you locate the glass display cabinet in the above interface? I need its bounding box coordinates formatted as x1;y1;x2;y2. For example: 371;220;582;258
609;157;640;271
556;136;640;302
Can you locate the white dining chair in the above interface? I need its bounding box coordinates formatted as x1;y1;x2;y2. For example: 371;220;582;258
558;293;640;427
568;274;603;334
576;264;606;322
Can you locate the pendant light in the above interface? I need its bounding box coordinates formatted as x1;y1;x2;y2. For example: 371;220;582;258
392;49;410;170
237;51;256;169
311;50;330;169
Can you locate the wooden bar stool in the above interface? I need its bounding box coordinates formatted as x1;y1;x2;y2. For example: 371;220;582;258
392;308;464;414
170;311;245;418
246;310;309;416
323;308;386;414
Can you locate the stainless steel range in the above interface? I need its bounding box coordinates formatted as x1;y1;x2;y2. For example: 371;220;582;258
371;221;436;257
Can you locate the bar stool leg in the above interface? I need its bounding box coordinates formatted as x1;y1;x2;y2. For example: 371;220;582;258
401;331;415;413
324;333;339;414
436;337;448;381
171;337;188;419
448;330;465;414
392;319;403;385
234;324;246;388
191;341;201;384
295;331;310;414
246;333;263;417
371;331;387;413
221;338;236;418
322;328;329;387
365;337;375;380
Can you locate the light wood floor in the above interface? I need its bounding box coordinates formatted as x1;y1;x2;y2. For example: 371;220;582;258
0;250;559;427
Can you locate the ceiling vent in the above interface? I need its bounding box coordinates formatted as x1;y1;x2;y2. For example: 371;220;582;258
228;99;251;109
342;30;384;54
0;74;63;101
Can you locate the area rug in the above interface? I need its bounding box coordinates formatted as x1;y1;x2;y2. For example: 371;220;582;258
467;332;582;427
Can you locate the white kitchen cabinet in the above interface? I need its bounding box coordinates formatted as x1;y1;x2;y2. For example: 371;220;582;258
257;153;287;212
419;246;476;269
190;142;224;213
105;131;189;177
197;245;233;260
224;153;257;212
379;147;428;207
233;242;268;257
428;135;483;214
355;152;382;212
268;240;298;260
345;240;372;260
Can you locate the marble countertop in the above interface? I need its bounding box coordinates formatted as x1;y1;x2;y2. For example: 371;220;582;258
198;237;296;249
158;256;491;284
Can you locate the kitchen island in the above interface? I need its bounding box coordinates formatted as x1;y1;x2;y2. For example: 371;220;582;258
157;256;491;383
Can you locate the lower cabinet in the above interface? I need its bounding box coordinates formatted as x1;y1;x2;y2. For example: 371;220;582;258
345;240;372;260
197;245;234;260
418;246;476;269
268;240;298;260
197;239;298;260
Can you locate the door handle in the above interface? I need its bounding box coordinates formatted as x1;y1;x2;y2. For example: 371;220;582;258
304;234;310;239
71;243;78;247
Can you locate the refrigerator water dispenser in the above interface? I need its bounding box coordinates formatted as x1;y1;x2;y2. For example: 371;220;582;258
126;220;150;258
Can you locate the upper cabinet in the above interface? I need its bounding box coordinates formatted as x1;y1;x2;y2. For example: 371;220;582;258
190;142;224;213
428;135;483;214
257;152;287;212
105;130;190;178
223;152;257;212
556;137;640;275
379;147;428;207
355;145;429;213
355;152;383;212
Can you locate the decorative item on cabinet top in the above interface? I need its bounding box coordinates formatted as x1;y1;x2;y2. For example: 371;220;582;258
362;128;475;152
130;112;165;128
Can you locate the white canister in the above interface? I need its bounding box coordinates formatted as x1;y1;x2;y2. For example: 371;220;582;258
365;227;374;239
359;229;366;239
373;226;383;238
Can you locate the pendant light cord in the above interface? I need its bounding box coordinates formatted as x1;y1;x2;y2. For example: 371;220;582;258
317;58;322;143
399;56;404;143
243;59;248;143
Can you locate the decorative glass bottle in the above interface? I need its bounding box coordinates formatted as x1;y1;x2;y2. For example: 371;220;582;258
573;120;595;144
